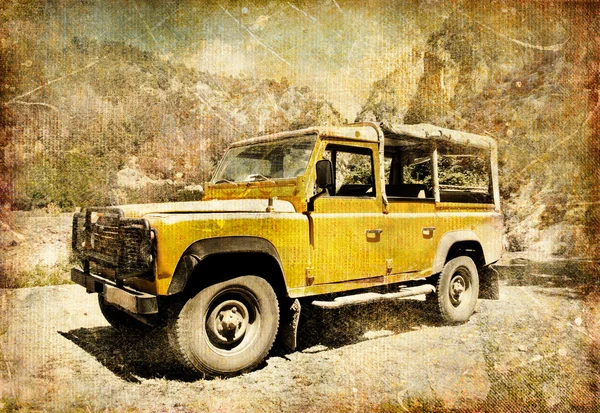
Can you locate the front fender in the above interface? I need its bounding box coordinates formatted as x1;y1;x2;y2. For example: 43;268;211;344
167;236;285;295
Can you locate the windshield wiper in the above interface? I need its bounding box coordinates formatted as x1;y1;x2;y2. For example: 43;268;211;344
245;173;274;183
214;178;236;184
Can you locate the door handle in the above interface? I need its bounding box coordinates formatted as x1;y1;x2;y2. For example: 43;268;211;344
422;227;435;238
365;229;383;235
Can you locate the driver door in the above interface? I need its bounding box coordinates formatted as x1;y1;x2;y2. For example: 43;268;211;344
310;142;387;285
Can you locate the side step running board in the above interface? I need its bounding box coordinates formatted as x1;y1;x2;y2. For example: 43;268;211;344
311;284;436;309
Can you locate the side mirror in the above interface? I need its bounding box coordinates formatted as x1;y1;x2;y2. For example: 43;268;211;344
315;159;333;189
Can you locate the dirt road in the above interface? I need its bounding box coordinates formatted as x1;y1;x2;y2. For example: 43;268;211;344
1;262;598;412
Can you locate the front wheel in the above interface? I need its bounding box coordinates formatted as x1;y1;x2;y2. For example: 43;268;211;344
436;256;479;324
97;295;156;334
168;275;279;377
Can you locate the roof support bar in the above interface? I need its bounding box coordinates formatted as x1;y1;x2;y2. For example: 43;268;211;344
431;142;441;203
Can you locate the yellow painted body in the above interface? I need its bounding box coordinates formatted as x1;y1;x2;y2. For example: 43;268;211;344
120;125;503;298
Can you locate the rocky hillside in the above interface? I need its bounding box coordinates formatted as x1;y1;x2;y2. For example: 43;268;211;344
1;33;343;210
358;4;598;257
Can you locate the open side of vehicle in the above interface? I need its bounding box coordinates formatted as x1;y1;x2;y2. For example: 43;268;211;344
71;122;503;377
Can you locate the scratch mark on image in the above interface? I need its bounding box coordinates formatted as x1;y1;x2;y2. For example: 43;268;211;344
332;0;344;14
133;2;166;55
287;2;317;22
220;5;291;67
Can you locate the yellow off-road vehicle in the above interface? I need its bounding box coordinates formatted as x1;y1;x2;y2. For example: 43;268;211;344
71;122;503;377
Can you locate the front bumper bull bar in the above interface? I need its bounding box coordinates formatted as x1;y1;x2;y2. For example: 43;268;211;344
71;268;158;314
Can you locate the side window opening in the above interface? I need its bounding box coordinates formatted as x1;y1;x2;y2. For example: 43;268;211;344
385;147;433;200
323;145;375;197
384;144;492;203
437;146;492;203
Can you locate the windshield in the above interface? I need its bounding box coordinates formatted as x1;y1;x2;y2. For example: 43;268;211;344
212;134;317;183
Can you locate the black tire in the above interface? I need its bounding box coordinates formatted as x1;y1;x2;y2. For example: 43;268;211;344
436;256;479;324
97;295;155;334
168;275;279;377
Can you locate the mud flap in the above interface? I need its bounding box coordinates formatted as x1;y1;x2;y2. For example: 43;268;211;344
275;299;301;353
479;266;500;300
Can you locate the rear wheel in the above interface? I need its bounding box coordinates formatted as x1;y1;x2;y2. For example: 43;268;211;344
169;275;279;377
436;256;479;323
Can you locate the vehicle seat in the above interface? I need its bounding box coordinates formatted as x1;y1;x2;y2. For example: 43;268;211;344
337;184;372;196
386;184;428;198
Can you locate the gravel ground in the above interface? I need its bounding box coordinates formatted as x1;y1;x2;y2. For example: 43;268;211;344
0;212;73;288
1;265;598;412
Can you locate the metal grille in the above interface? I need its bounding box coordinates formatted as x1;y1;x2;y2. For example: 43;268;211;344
72;208;154;281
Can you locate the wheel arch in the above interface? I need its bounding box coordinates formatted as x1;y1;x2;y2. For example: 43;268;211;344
432;230;486;274
167;236;288;297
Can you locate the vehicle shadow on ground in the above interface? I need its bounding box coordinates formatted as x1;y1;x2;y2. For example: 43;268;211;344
59;299;441;382
58;327;196;383
295;298;442;352
496;258;600;298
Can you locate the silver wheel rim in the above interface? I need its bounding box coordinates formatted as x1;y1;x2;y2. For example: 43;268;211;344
204;287;260;355
449;268;471;307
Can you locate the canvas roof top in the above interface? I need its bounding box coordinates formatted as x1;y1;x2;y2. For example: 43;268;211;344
231;122;496;150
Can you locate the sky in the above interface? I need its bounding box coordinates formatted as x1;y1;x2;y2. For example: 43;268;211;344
9;0;449;120
3;0;569;121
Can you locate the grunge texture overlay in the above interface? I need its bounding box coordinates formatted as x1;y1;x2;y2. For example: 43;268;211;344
0;1;598;412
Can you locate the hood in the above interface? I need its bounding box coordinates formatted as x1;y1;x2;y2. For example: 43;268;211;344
116;198;296;218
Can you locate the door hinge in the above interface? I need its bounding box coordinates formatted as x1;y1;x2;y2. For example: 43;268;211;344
305;267;314;286
386;259;393;275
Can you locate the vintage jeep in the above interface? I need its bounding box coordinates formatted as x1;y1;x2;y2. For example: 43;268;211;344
71;122;503;377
